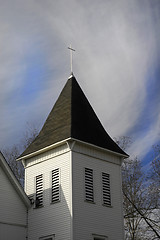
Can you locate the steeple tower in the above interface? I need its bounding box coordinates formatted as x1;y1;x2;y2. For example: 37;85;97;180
18;75;127;240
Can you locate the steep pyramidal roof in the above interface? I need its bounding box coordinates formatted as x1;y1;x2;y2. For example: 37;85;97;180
20;75;128;158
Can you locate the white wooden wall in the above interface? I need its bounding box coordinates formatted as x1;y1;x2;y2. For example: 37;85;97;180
72;142;124;240
25;144;72;240
24;141;124;240
0;165;27;240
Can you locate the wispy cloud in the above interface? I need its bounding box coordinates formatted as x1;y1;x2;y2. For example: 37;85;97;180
0;0;160;165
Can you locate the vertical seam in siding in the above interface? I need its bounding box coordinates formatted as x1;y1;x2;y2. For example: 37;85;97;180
70;150;73;240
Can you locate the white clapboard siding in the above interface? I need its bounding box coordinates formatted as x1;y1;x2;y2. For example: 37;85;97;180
72;142;124;240
24;140;124;240
25;143;72;240
0;164;27;240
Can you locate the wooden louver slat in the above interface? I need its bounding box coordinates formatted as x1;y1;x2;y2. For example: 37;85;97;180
52;168;60;203
36;174;43;207
102;172;111;206
85;168;94;202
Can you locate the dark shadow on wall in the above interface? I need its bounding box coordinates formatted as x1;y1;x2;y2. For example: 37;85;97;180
27;185;71;240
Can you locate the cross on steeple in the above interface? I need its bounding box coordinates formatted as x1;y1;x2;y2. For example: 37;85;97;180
68;45;75;74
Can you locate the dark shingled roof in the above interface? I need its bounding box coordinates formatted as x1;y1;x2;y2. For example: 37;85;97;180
20;75;128;158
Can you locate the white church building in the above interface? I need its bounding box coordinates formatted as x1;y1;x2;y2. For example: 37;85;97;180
0;74;128;240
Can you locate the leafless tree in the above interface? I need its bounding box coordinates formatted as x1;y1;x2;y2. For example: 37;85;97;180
150;145;160;195
21;122;39;150
122;157;149;239
2;122;39;185
3;145;24;185
144;144;160;239
115;136;160;239
114;136;132;152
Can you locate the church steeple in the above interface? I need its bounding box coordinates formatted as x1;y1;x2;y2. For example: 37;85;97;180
17;74;127;240
19;75;128;159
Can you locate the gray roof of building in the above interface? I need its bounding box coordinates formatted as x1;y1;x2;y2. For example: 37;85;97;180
20;75;128;158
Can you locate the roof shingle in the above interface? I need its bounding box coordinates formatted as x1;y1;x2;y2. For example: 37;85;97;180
20;75;128;158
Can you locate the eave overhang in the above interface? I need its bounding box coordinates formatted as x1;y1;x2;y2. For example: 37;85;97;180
17;137;129;162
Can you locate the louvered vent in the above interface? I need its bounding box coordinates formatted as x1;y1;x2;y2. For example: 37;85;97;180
85;168;94;202
52;168;60;203
102;172;111;206
36;174;43;207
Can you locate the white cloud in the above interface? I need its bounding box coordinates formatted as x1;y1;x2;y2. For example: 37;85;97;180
128;112;160;160
0;0;159;161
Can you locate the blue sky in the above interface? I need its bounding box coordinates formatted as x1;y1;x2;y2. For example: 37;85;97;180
0;0;160;169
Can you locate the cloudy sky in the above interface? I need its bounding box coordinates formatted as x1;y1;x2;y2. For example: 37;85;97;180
0;0;160;167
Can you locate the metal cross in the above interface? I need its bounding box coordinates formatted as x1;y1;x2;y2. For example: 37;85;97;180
68;45;75;73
